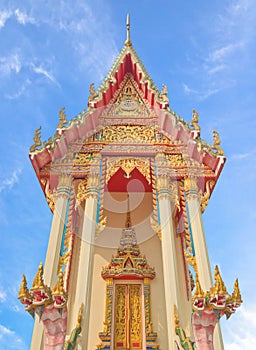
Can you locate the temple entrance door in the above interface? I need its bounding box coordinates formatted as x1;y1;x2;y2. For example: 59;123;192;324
114;283;143;350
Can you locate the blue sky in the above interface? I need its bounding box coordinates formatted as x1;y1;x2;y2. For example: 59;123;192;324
0;0;255;349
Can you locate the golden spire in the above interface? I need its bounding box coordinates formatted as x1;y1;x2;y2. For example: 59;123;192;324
211;265;227;295
52;272;66;296
30;262;45;291
232;278;242;303
18;274;33;300
193;272;205;299
125;14;132;46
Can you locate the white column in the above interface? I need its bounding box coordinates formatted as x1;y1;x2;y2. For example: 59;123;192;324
30;174;72;350
157;175;180;350
73;172;100;350
184;176;224;350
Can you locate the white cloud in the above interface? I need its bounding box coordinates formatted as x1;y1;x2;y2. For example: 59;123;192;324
0;168;22;193
208;42;244;63
231;149;256;160
39;1;119;80
183;83;198;95
0;325;14;336
0;8;36;28
14;9;35;25
0;54;21;75
0;290;6;303
5;79;31;100
0;324;24;349
183;83;225;100
0;10;11;28
31;64;60;87
223;305;256;350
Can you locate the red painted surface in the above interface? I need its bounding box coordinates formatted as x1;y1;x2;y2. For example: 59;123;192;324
105;167;152;193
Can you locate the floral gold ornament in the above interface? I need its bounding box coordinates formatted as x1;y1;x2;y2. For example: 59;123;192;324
200;180;215;213
88;83;98;103
75;179;87;208
159;84;169;104
106;158;151;184
57;107;68;129
212;129;224;156
30;126;42;152
190;109;201;131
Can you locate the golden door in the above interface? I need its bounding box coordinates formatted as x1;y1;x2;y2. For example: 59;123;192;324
114;284;142;350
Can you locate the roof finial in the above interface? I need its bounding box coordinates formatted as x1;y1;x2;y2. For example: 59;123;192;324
125;14;132;46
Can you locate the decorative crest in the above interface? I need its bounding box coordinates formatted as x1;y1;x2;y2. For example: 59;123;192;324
212;129;224;156
18;274;33;301
31;262;45;291
159;84;169;104
193;273;205;299
211;265;227;295
52;272;68;308
57;107;68;129
88;83;98;103
30;126;42;152
125;14;132;46
190;109;200;131
232;278;242;304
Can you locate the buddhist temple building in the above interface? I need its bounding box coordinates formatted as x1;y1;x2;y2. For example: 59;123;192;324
18;15;242;350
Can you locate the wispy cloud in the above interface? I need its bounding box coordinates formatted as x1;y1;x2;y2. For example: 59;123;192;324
0;168;22;193
183;82;232;101
0;10;11;28
0;8;35;28
0;289;6;303
0;324;24;349
185;0;256;100
39;1;119;80
14;9;35;25
0;54;21;75
223;305;256;350
5;79;31;100
30;63;60;87
231;149;256;160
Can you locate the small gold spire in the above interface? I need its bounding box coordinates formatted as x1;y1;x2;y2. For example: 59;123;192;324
232;278;242;303
193;273;205;299
52;272;66;296
211;265;227;295
30;126;42;152
125;14;132;46
30;262;45;291
18;274;33;300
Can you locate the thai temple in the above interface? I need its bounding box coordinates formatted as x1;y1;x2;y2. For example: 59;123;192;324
18;16;242;350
